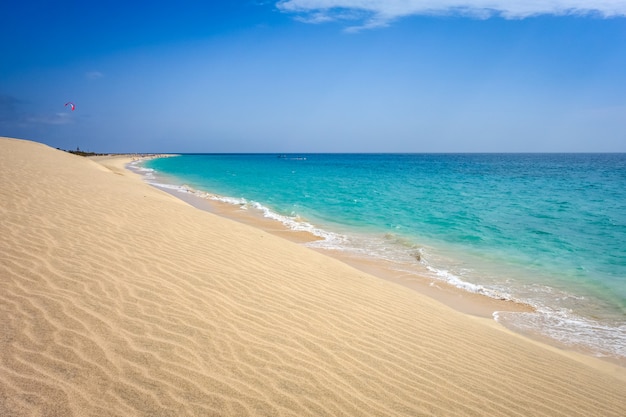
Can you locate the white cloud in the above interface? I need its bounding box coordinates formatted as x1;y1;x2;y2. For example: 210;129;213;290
277;0;626;29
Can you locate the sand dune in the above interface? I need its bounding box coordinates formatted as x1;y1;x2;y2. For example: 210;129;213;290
1;137;625;416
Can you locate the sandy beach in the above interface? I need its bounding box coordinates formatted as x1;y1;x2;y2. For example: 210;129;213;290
1;137;625;416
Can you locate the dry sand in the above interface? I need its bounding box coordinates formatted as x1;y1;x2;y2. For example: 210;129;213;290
1;136;625;416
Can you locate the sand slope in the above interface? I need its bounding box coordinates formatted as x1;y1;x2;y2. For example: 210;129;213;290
1;137;625;416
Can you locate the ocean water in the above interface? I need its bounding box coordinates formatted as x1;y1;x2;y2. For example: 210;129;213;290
139;153;626;361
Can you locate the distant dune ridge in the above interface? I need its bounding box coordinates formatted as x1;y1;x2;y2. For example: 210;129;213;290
1;137;625;416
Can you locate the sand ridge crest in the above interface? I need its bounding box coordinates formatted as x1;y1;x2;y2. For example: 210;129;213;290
1;137;625;416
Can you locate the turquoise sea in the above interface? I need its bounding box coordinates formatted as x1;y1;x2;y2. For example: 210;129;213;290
139;154;626;361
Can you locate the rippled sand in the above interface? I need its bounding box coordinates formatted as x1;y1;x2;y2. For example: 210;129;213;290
1;137;625;416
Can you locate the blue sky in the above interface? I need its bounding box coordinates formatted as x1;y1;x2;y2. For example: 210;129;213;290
1;0;625;152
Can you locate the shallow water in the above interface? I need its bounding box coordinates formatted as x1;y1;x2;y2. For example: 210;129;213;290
142;153;626;360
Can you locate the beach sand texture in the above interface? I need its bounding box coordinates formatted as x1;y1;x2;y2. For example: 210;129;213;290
1;137;625;417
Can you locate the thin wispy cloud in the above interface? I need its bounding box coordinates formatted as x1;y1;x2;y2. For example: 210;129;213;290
277;0;626;30
0;95;20;122
25;112;74;126
0;94;75;128
86;71;104;80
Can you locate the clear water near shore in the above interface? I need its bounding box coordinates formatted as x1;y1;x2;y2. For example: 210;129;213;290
139;153;626;361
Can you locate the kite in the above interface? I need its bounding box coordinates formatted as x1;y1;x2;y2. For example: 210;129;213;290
65;102;76;111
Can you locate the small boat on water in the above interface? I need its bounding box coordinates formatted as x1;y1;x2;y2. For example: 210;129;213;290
278;155;306;160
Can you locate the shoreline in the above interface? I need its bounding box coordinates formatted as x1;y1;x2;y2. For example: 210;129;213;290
150;174;534;318
128;155;625;369
3;138;625;416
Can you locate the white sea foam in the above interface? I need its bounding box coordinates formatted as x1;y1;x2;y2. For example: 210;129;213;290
494;309;626;360
149;182;186;191
150;180;249;206
253;203;346;242
127;161;157;180
138;169;345;244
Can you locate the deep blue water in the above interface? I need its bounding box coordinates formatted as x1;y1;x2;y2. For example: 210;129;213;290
141;153;626;360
